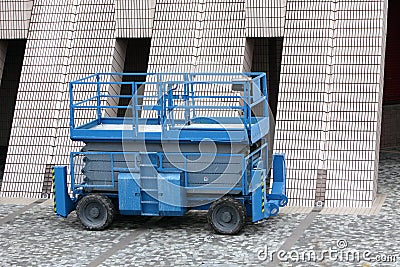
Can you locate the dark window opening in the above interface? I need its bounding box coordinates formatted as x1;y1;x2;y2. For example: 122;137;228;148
0;39;27;185
118;38;151;117
250;37;284;119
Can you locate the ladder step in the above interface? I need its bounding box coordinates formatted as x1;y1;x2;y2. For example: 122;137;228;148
142;189;157;192
141;200;158;204
140;164;157;167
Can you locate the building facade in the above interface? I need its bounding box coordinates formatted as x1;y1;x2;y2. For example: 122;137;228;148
0;0;394;207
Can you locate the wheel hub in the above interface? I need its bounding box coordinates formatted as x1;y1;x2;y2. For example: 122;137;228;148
89;207;100;218
221;211;232;223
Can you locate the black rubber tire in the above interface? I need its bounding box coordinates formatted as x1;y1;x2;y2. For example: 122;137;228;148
207;197;246;235
76;194;115;230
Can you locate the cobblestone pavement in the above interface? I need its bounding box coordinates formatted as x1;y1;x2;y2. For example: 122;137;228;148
0;204;24;220
0;150;399;266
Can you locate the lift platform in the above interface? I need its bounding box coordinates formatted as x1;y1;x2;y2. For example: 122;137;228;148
54;72;288;235
69;73;269;144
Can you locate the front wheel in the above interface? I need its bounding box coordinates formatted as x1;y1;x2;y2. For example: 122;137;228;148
207;197;246;235
76;194;115;230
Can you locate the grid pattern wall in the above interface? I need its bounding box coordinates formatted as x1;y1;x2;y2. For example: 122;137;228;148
323;0;387;208
147;0;197;74
274;0;387;207
115;0;155;38
0;0;33;39
2;0;120;197
189;1;247;74
144;0;247;118
246;0;287;37
1;0;75;198
51;0;119;171
147;0;247;73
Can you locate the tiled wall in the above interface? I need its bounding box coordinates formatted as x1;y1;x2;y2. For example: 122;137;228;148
2;0;122;198
115;0;155;38
147;0;198;74
147;0;247;73
0;0;33;39
51;0;119;170
274;0;388;207
1;0;75;198
246;0;287;37
143;0;247;119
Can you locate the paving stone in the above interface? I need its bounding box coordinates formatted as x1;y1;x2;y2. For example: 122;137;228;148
287;151;400;266
0;204;24;220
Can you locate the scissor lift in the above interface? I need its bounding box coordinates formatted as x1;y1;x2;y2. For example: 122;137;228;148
53;72;288;234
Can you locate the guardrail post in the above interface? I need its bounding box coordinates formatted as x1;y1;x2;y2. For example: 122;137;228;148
167;83;175;127
189;74;195;118
53;166;75;217
70;153;75;191
261;73;268;117
110;154;115;187
244;81;251;130
184;73;190;123
131;82;137;137
96;74;101;123
69;83;75;129
241;156;246;195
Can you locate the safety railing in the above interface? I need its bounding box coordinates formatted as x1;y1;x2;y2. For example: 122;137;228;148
69;72;268;140
70;151;140;191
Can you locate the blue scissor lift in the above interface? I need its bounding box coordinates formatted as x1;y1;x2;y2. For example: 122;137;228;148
53;72;288;234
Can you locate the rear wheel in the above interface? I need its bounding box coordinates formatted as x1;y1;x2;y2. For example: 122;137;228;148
207;197;246;235
76;194;115;230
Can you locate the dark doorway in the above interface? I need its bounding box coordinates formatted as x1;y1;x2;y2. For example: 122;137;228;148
0;39;27;185
118;38;151;117
380;0;400;147
383;0;400;105
250;37;284;119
